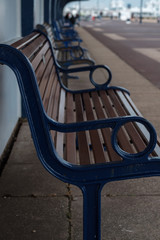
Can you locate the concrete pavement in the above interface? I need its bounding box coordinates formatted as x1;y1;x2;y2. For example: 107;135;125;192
1;26;160;239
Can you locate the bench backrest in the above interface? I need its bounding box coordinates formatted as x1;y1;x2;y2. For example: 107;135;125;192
0;31;71;181
14;31;64;119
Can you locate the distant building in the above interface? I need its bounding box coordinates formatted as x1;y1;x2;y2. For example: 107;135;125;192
109;0;126;18
63;0;160;21
110;0;125;11
109;0;160;19
145;0;160;17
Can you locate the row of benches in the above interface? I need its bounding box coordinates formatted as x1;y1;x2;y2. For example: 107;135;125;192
37;23;95;68
0;22;160;240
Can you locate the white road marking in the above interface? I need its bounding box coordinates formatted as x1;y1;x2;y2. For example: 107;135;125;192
103;33;126;40
134;48;160;63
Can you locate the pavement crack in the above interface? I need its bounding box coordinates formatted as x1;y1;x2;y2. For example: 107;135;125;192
1;193;66;199
66;184;73;240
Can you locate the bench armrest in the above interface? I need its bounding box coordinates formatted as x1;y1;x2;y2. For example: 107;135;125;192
55;45;86;59
54;36;82;43
47;115;157;161
59;64;112;89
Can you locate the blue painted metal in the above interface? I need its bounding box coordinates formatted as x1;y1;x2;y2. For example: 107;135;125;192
52;21;82;46
44;0;50;23
21;0;34;36
0;39;160;240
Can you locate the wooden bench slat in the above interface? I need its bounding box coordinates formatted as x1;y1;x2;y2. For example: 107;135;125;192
43;66;56;113
91;91;122;162
83;93;107;164
118;91;160;157
109;90;148;153
39;57;53;99
11;32;39;49
56;89;66;158
45;68;57;116
47;80;61;143
66;92;77;164
100;90;136;154
32;41;51;71
22;34;46;59
51;81;61;120
36;50;52;85
75;94;91;165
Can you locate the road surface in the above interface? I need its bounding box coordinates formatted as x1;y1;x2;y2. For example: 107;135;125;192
81;19;160;88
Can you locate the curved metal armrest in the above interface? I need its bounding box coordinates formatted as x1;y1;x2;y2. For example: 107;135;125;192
54;45;83;54
70;45;85;59
59;64;112;89
55;38;82;48
47;115;157;161
54;45;85;60
61;29;78;37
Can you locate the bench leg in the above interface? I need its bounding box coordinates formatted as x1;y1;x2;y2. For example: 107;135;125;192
81;183;104;240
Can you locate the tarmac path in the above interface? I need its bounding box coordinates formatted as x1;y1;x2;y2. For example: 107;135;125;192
81;19;160;88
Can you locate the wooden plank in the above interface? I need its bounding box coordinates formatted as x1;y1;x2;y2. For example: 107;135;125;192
83;92;106;164
46;78;61;144
100;90;135;154
32;42;51;71
43;65;56;114
75;94;91;165
39;57;53;99
91;91;122;162
66;92;77;164
50;81;60;120
109;90;147;153
118;91;160;157
22;35;46;58
45;67;57;117
56;89;66;158
35;50;52;85
12;32;39;49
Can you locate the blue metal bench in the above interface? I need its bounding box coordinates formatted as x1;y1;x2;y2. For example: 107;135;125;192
53;20;80;40
36;24;95;68
52;20;82;47
0;30;160;240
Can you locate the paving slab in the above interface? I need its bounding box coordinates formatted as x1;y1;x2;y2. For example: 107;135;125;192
71;194;160;240
101;195;160;240
0;197;68;240
0;121;67;197
0;121;69;240
0;161;67;197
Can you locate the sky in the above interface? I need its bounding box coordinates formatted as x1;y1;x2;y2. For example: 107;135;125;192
67;0;148;9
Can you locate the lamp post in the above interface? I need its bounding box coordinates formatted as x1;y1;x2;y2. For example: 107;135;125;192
139;0;143;23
